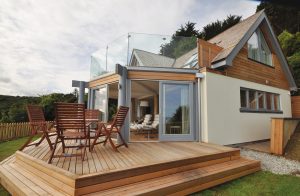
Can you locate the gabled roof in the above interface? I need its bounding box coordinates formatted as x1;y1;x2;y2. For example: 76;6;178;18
130;49;175;67
208;10;264;63
208;10;297;91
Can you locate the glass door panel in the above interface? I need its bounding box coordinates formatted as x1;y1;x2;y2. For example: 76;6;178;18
159;82;194;141
93;85;108;122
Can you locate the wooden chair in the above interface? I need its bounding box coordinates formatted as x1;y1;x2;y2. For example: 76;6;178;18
19;105;56;151
48;103;88;164
91;106;129;151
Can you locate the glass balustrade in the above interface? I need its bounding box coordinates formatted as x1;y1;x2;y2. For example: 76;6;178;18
90;33;198;79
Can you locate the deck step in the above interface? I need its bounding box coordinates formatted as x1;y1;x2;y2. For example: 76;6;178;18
0;142;260;196
0;160;71;196
85;158;260;196
15;151;76;195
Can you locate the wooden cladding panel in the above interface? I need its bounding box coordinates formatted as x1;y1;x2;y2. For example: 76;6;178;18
270;118;299;155
128;71;196;81
291;96;300;117
88;74;119;88
227;45;290;90
270;118;284;155
198;39;223;68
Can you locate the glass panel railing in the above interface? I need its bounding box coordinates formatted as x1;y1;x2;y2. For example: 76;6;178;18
90;33;197;80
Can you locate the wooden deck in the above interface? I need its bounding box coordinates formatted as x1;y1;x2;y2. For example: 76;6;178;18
0;138;260;196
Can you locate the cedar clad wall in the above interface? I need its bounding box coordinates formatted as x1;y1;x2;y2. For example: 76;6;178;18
226;44;290;90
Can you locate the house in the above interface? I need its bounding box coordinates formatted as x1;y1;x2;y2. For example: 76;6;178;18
0;11;276;196
87;10;296;145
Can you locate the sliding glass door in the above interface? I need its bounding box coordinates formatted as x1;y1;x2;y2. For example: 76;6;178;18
159;81;194;141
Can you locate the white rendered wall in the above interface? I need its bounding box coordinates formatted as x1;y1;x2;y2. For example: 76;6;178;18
200;71;292;145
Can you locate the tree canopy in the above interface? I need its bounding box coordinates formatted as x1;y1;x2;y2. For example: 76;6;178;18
278;31;300;88
200;15;242;40
0;93;78;123
160;15;242;58
257;1;300;35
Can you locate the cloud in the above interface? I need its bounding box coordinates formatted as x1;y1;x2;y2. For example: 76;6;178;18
0;0;258;96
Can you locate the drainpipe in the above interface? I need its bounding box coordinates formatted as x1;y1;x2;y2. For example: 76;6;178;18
195;73;204;142
116;64;129;143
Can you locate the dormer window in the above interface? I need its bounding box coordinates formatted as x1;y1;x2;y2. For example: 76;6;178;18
248;29;273;66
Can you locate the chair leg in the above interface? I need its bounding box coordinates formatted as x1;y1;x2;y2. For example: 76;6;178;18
19;135;34;151
91;125;105;151
48;136;59;164
117;132;128;148
43;133;53;150
103;127;111;146
61;137;66;153
35;135;45;147
107;135;118;151
82;137;88;161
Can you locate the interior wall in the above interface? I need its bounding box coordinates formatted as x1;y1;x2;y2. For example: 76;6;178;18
201;71;292;145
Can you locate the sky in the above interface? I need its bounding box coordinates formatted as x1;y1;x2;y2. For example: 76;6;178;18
0;0;259;96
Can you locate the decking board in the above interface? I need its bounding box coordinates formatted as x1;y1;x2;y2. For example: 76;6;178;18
0;138;260;196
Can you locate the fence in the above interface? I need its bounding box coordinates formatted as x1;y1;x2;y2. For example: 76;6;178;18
291;96;300;117
270;118;300;155
0;121;53;142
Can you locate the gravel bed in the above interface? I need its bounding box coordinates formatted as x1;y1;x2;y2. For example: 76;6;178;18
241;148;300;175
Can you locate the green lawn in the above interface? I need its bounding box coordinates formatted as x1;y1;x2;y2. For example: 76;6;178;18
0;137;300;196
0;136;39;196
193;171;300;196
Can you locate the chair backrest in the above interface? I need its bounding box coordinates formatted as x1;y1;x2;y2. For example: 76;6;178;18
143;114;152;123
112;106;129;128
55;102;86;134
26;105;46;123
85;109;100;122
152;114;159;129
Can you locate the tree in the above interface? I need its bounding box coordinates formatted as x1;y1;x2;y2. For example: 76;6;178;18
278;31;300;90
8;103;28;122
160;22;199;58
257;1;300;35
40;93;77;121
200;15;242;40
160;15;242;58
0;111;10;123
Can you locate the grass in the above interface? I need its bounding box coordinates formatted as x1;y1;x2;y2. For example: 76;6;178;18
0;136;39;196
193;171;300;196
0;137;300;196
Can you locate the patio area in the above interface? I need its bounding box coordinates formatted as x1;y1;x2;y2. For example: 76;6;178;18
0;138;260;196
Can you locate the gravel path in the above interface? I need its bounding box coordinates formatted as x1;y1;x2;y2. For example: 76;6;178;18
241;149;300;175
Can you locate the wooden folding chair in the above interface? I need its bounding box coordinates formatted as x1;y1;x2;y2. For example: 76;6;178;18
19;105;56;151
48;103;88;164
91;106;129;151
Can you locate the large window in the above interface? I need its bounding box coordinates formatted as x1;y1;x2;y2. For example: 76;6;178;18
240;88;281;113
248;29;273;66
